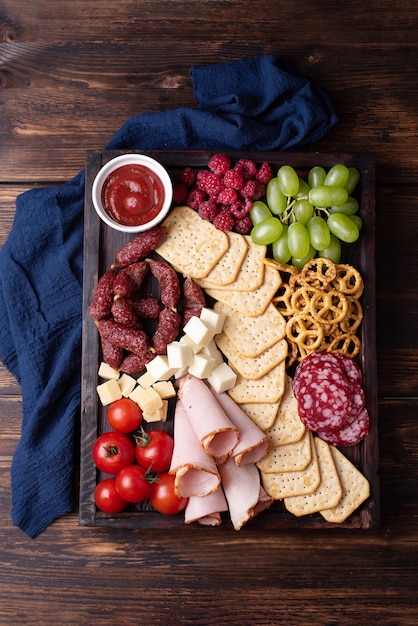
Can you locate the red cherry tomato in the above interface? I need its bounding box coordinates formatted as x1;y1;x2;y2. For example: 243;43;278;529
149;472;188;515
107;398;143;433
135;428;174;473
92;431;135;475
115;464;154;503
94;478;128;513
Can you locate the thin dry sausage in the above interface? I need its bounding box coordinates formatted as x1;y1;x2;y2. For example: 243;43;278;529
89;269;116;321
112;226;167;268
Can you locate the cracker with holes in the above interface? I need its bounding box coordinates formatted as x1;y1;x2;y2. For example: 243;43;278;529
239;400;281;431
257;428;312;474
228;359;286;404
197;231;249;286
264;375;306;446
215;334;287;380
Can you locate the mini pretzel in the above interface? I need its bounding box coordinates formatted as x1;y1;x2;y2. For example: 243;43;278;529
340;296;363;332
290;286;321;315
330;264;364;297
310;289;348;325
299;258;337;289
272;283;294;317
285;314;324;352
327;332;361;359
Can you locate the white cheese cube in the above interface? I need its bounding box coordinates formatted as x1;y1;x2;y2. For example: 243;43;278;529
179;333;201;354
200;339;224;366
143;400;168;423
145;355;176;381
200;307;226;334
117;373;137;397
188;353;216;379
96;378;123;406
207;362;237;394
129;385;163;413
152;380;176;399
174;365;189;379
137;371;155;388
183;316;214;348
167;340;193;369
98;362;120;380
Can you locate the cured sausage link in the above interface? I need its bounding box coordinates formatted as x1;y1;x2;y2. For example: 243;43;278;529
112;226;167;268
181;277;206;327
98;319;152;356
147;258;181;308
153;307;181;354
89;269;116;321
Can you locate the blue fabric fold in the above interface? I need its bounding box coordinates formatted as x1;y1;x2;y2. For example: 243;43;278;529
0;54;338;537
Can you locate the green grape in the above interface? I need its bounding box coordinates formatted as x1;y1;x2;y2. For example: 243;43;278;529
327;212;359;243
287;221;310;258
329;196;359;215
308;166;326;188
344;167;360;194
250;201;272;225
277;165;300;197
250;217;283;245
272;225;291;263
319;233;341;264
348;214;363;230
324;163;349;187
307;216;331;251
308;185;348;207
266;178;287;215
294;177;310;199
294;199;314;224
292;246;316;270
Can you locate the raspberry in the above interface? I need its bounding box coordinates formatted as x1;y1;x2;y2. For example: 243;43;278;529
213;210;234;232
234;215;252;235
223;169;244;190
256;162;274;184
208;153;231;176
229;202;248;219
196;170;211;189
203;173;225;197
234;158;257;179
173;182;189;204
252;180;266;200
198;200;219;222
217;187;238;205
240;179;257;199
187;188;206;209
178;167;196;186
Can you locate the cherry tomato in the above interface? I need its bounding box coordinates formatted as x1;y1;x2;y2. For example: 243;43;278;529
149;472;188;515
107;398;143;433
135;428;174;473
115;464;155;503
94;478;128;513
92;431;135;475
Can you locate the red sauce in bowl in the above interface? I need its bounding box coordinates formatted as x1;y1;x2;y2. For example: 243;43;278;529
101;164;166;226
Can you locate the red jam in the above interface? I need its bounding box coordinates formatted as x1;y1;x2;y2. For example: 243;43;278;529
101;164;166;226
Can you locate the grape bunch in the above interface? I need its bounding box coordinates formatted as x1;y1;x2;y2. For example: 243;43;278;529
250;164;362;268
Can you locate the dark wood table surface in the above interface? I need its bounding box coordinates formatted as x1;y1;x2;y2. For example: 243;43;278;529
1;2;417;625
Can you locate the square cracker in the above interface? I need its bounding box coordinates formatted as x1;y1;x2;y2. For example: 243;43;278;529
214;302;286;358
239;400;281;431
228;359;286;404
265;375;306;446
320;445;370;523
155;205;229;279
284;437;343;517
257;428;312;474
261;432;320;499
205;265;282;317
197;231;248;286
197;236;266;292
215;334;287;380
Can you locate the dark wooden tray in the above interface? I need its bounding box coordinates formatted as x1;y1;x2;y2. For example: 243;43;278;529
79;150;379;530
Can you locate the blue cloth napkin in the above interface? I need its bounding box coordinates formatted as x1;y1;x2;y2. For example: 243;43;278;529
0;54;338;537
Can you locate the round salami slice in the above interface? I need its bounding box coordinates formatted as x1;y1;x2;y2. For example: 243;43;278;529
316;407;370;447
295;372;353;432
292;351;345;396
333;354;363;385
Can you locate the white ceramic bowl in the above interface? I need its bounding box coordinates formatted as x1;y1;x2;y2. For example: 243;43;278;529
91;153;173;233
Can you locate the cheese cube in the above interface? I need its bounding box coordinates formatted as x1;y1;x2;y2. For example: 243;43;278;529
117;373;137;397
137;371;155;388
167;340;193;369
183;316;214;348
179;333;201;354
152;380;176;399
200;307;226;334
174;365;189;379
188;353;216;379
98;362;120;380
200;339;224;367
207;362;237;393
97;378;123;406
129;385;163;413
143;400;168;423
145;355;176;381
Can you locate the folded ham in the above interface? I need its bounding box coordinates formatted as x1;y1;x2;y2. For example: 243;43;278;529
178;375;239;460
214;391;269;466
184;488;228;526
169;400;221;498
218;456;273;530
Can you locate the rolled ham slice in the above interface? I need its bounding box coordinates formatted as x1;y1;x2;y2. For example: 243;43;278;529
169;400;221;498
218;456;273;530
214;391;269;466
178;375;239;460
184;488;228;526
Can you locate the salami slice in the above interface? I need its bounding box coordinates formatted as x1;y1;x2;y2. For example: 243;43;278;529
333;353;363;385
296;374;353;432
317;407;370;447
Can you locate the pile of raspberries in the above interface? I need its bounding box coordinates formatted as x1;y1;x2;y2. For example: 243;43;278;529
172;154;273;234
